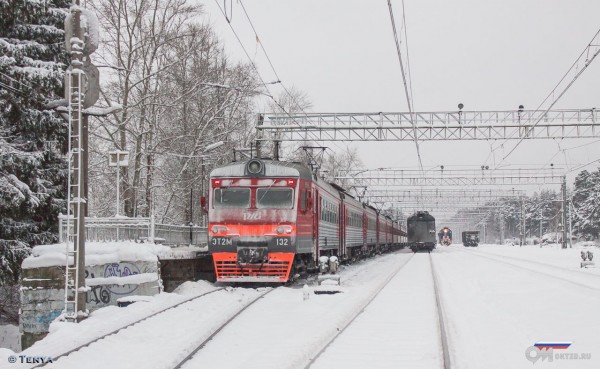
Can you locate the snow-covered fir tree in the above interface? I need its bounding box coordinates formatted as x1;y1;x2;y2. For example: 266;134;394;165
0;0;69;283
572;169;600;239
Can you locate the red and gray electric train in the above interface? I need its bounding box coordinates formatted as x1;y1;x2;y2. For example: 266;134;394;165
206;159;406;282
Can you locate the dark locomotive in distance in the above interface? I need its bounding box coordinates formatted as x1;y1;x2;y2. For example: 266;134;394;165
205;159;407;282
406;211;437;252
462;231;480;247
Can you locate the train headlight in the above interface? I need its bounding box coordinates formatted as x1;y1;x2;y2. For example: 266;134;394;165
211;225;228;234
247;160;263;174
275;225;293;234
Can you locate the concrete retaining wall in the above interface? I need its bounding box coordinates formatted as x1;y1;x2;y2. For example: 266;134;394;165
20;260;161;349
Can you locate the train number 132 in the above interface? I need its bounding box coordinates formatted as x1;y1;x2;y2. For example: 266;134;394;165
275;238;289;246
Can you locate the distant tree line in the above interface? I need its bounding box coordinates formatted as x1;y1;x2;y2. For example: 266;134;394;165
452;170;600;243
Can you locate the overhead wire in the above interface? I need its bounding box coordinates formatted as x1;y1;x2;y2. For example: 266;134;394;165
565;156;600;174
492;27;600;169
212;0;312;178
484;28;600;172
386;0;423;173
400;0;416;113
233;0;351;163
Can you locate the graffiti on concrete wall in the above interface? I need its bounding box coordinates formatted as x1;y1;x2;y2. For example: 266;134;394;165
85;270;111;304
103;262;140;295
21;260;160;334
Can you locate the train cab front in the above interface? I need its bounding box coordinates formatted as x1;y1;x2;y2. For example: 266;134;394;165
207;159;302;283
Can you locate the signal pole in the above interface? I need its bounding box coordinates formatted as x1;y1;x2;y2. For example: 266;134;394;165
64;1;87;321
63;0;101;322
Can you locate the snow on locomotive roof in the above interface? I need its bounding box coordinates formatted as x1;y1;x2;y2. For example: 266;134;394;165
210;159;313;179
407;211;436;221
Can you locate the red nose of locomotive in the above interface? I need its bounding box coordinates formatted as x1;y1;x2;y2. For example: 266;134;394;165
208;160;301;282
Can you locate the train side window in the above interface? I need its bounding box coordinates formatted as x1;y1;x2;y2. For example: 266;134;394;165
300;190;308;212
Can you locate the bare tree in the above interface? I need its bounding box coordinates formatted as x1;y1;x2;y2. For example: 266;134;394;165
89;0;202;217
87;0;259;224
153;26;259;223
321;146;364;189
264;87;313;161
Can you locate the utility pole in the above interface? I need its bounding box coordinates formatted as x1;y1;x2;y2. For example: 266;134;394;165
483;222;487;244
255;114;263;159
499;212;505;245
201;158;206;227
273;140;280;161
540;208;543;241
189;187;193;245
568;199;573;248
562;175;568;249
520;197;525;247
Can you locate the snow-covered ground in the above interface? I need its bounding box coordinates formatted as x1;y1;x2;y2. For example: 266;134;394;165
470;243;600;274
1;245;598;369
310;253;442;369
435;244;600;369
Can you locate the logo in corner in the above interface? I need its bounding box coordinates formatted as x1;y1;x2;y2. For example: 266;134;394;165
525;342;572;364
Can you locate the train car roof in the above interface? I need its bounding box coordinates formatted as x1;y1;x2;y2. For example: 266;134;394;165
328;182;347;193
211;159;391;212
407;211;435;222
210;159;313;179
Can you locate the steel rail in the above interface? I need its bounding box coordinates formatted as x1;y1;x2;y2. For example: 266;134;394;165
32;288;226;368
303;253;415;369
172;288;276;369
429;253;452;369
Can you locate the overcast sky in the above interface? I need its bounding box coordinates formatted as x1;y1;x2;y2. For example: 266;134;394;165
200;0;600;190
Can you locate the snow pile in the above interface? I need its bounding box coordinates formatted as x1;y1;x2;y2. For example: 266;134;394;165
116;295;152;303
22;241;170;269
172;280;215;295
86;273;158;286
158;245;208;260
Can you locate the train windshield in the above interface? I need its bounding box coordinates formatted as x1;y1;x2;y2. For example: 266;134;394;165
256;188;294;209
213;188;250;208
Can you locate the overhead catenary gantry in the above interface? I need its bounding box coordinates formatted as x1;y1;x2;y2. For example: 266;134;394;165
361;188;525;203
253;108;575;247
256;109;599;142
336;167;565;187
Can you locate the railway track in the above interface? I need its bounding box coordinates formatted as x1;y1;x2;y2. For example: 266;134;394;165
457;248;600;291
31;287;226;368
30;287;271;369
468;247;600;277
303;253;415;369
171;288;275;369
305;252;452;369
430;252;452;369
